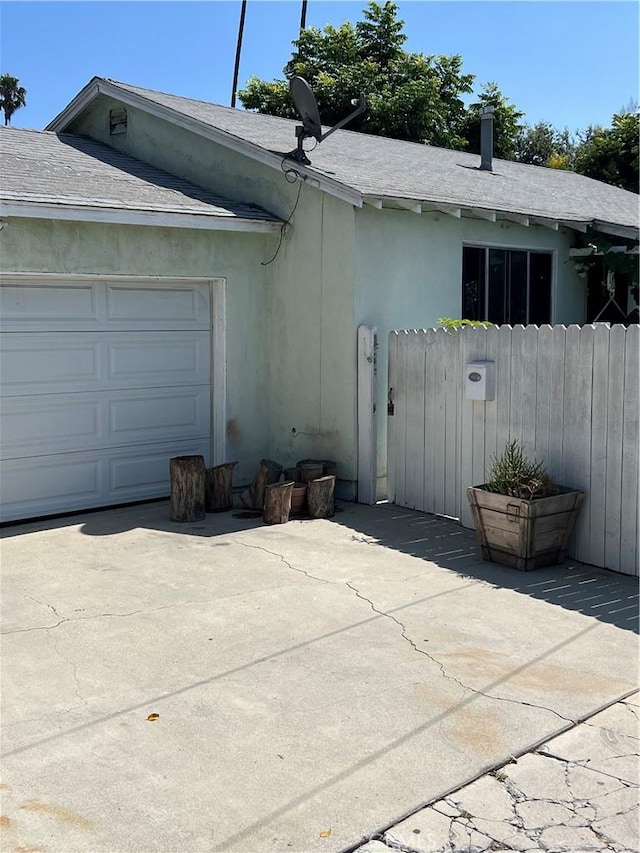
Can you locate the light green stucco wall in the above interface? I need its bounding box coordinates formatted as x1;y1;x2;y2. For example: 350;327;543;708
68;96;359;490
0;217;273;484
354;206;586;495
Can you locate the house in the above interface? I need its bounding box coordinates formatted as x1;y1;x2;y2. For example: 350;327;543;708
1;76;638;522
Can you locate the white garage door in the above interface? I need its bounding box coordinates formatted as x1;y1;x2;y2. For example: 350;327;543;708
0;277;213;523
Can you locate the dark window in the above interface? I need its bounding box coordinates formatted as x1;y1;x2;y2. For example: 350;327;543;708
462;246;552;324
461;246;485;320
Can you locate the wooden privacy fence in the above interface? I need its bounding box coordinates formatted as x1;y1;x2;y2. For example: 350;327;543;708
388;324;639;576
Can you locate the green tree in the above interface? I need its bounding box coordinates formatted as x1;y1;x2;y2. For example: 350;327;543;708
573;111;639;193
0;73;26;126
515;121;575;169
459;82;524;160
239;1;474;147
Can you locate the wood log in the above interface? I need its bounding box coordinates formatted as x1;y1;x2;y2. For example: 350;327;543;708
263;481;295;525
307;475;335;518
205;461;237;512
284;466;301;483
240;458;283;510
170;455;206;522
300;463;323;484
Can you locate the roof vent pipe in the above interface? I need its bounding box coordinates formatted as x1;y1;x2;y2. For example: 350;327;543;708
479;105;495;171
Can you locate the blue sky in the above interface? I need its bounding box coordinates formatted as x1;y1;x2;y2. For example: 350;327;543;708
2;1;638;132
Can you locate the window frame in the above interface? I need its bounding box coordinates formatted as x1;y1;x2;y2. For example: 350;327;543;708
462;241;558;325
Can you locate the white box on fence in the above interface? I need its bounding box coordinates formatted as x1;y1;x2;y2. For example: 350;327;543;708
465;360;495;401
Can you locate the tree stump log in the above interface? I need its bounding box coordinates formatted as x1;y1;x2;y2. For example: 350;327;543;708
205;461;237;512
170;455;206;522
307;475;335;518
300;463;323;484
240;458;283;510
284;466;301;483
263;481;295;525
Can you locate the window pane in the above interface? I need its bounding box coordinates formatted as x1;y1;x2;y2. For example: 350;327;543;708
508;251;528;325
462;247;485;320
529;253;552;324
488;249;506;324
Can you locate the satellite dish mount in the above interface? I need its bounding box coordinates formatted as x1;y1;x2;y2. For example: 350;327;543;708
288;76;366;165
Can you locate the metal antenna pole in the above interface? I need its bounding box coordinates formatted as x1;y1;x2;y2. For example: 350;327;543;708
300;0;308;31
231;0;247;108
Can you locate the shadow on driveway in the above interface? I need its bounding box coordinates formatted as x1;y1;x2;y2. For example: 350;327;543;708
330;502;640;634
3;498;637;634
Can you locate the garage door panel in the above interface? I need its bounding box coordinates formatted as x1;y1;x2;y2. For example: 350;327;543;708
1;283;97;324
1;332;210;396
0;279;210;331
2;398;101;454
108;441;208;495
0;456;101;517
2;387;210;460
1;342;99;393
0;439;210;523
0;278;216;521
106;285;208;325
108;388;209;441
108;336;208;385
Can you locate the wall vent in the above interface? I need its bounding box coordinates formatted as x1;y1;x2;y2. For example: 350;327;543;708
109;108;127;135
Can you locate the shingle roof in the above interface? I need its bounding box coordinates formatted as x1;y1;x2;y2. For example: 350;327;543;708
96;79;639;231
0;126;279;225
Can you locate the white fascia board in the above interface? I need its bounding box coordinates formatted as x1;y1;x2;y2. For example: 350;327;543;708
498;212;530;226
592;221;639;240
392;198;422;213
530;216;559;231
561;220;589;233
45;77;101;132
47;78;363;210
570;246;634;257
467;208;497;222
422;202;461;218
0;201;283;233
363;195;383;209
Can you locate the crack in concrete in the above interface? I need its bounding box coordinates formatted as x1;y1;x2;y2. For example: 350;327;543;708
353;705;638;853
231;539;329;584
538;748;640;786
50;631;87;711
344;581;575;725
24;592;62;619
2;584;300;636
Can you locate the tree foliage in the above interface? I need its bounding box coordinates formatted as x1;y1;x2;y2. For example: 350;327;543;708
239;2;638;193
573;111;639;193
515;121;574;169
239;1;474;148
0;73;26;126
459;82;524;160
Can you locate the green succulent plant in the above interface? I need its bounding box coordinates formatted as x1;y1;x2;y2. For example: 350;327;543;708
485;440;557;500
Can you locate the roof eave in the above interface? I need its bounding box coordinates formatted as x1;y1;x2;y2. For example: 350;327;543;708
0;200;284;233
359;195;639;237
46;78;364;210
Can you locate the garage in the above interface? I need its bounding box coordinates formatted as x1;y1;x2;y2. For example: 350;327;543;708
0;276;217;523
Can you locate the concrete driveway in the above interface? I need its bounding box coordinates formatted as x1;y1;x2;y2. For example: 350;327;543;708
1;501;637;852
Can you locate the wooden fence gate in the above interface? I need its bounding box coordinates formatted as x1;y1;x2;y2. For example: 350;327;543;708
388;324;639;576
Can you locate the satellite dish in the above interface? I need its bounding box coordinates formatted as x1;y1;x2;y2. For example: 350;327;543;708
287;76;366;165
290;76;323;142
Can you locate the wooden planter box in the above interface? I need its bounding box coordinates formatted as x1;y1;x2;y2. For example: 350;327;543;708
467;486;584;571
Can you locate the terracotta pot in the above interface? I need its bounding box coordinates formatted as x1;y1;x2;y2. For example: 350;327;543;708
290;483;307;516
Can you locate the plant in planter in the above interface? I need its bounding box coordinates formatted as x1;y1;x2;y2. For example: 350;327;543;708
467;440;583;571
